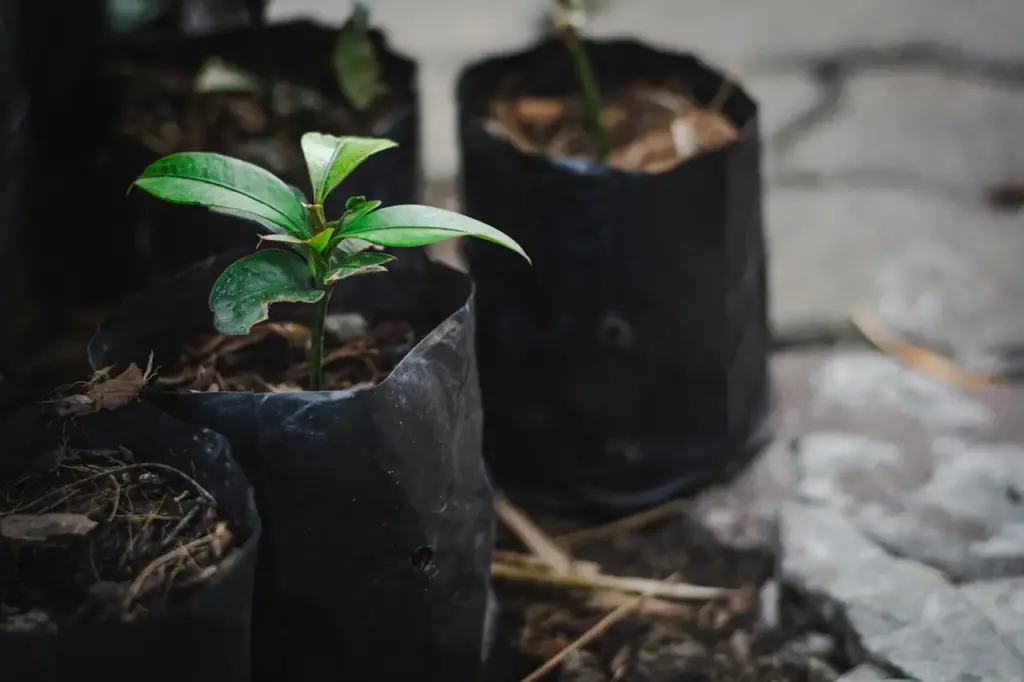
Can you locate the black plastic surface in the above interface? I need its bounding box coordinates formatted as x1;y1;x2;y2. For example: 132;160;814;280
457;37;774;516
0;1;29;377
88;251;495;681
0;401;261;682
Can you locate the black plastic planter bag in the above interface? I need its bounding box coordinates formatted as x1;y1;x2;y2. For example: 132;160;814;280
0;1;29;376
457;38;773;515
103;19;420;284
88;251;495;681
0;401;261;682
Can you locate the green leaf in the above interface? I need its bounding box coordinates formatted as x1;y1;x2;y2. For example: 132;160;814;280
260;227;335;254
210;206;293;236
209;250;323;335
306;228;336;253
341;196;382;228
300;133;397;205
340;205;531;263
333;236;380;256
331;14;387;111
133;152;310;237
325;251;396;283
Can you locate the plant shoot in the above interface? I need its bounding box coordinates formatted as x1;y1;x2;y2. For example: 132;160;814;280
130;133;529;390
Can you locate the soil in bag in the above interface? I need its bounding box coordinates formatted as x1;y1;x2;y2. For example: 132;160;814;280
87;250;495;681
101;19;420;281
458;37;773;516
0;396;260;682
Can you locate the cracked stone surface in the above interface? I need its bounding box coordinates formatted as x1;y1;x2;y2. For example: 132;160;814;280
767;187;1024;354
784;70;1024;190
837;663;910;682
781;503;1024;681
774;349;1024;679
778;350;1024;582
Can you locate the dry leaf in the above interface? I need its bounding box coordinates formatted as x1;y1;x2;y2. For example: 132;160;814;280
1;513;98;542
516;97;565;123
54;355;154;417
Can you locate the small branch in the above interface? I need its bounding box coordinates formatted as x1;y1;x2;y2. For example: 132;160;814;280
122;523;231;613
307;287;334;391
520;572;683;682
850;307;1001;388
492;563;727;601
554;497;689;548
554;0;609;161
495;492;576;575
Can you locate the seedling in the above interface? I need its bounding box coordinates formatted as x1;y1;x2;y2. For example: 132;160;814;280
130;132;530;390
332;0;387;111
553;0;609;161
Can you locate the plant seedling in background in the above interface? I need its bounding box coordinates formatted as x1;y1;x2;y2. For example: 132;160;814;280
130;133;530;390
552;0;610;161
332;0;386;111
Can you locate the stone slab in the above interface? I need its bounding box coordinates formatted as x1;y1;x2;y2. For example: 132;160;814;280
837;663;910;682
273;0;1024;64
767;187;1024;354
781;502;1024;681
774;349;1024;582
784;71;1024;191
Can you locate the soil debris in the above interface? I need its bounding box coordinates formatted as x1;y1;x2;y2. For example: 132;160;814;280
0;447;235;631
153;317;417;393
53;355;155;417
484;512;849;681
488;79;738;172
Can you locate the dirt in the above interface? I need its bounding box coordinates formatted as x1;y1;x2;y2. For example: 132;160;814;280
108;57;408;180
484;513;848;682
0;447;236;632
487;78;738;173
153;315;419;393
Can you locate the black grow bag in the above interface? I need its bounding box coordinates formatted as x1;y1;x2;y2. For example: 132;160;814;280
100;19;420;285
457;38;773;515
0;401;261;682
88;251;495;681
0;0;29;376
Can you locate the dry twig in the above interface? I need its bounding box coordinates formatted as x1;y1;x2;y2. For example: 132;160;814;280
492;563;726;602
495;493;577;575
520;572;683;682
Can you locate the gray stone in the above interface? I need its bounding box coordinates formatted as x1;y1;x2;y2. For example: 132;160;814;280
793;431;1024;582
771;350;1024;581
780;502;1024;681
959;578;1024;652
582;0;1024;64
767;188;1024;353
785;71;1024;192
837;663;909;681
686;437;796;554
272;0;1024;64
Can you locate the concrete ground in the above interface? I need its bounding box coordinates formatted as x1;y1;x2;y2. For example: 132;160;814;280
267;2;1024;679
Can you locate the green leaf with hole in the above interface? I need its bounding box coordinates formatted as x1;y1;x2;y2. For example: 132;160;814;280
133;152;310;237
209;249;323;335
325;251;396;283
300;133;397;205
331;8;387;111
339;205;530;263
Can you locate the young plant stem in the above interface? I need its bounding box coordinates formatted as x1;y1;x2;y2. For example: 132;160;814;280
554;0;609;162
308;285;334;391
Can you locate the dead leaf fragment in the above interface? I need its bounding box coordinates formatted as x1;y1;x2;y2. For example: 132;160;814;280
1;513;98;542
54;355;155;417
